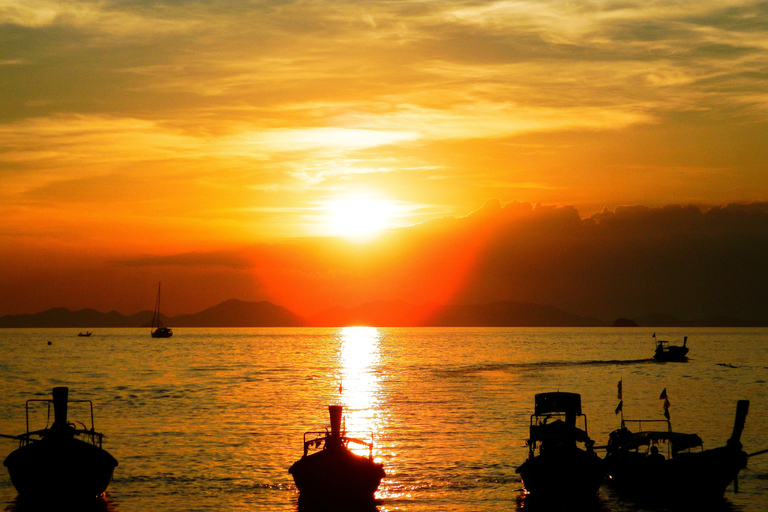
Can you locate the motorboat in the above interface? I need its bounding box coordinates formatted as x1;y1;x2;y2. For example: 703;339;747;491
653;334;689;361
605;398;749;503
2;387;118;500
515;392;606;502
77;331;92;337
289;405;385;505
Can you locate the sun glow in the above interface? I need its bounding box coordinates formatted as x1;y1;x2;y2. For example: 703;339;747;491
316;196;401;239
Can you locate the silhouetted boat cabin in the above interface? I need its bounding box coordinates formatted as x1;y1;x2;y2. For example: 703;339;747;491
653;335;689;361
289;405;385;505
605;399;749;503
2;387;118;500
516;392;606;502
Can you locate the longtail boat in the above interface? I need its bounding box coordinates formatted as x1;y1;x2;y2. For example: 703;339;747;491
653;334;689;361
2;387;118;500
289;405;385;505
515;392;606;502
605;398;749;503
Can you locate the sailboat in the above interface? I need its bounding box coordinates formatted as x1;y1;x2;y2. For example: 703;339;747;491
150;282;173;338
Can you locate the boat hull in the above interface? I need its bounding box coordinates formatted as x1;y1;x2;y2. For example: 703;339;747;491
654;347;688;361
290;447;385;504
516;449;605;501
4;438;118;499
606;445;747;502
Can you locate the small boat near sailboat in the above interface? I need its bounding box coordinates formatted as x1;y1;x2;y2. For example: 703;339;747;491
605;394;749;503
1;387;118;500
515;392;606;502
289;405;385;505
150;282;173;338
653;333;689;361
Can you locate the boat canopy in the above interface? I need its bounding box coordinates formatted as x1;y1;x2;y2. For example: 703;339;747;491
621;431;703;452
534;392;582;415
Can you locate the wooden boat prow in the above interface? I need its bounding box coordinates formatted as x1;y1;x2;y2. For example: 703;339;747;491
289;405;385;504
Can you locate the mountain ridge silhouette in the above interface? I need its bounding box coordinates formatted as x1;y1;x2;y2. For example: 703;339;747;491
1;299;764;328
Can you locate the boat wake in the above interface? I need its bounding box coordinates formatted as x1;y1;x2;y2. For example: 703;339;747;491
437;359;655;376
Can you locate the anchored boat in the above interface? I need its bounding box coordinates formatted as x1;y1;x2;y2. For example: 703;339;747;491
2;387;118;500
150;282;173;338
289;405;385;505
605;398;749;503
515;392;606;502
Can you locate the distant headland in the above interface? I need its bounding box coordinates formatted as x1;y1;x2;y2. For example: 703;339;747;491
1;299;765;328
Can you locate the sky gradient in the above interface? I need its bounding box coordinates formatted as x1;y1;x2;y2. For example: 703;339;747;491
2;1;768;320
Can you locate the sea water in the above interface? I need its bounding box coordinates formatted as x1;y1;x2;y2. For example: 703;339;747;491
0;327;766;512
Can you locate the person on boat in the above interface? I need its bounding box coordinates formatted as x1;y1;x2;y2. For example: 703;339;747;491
648;445;665;463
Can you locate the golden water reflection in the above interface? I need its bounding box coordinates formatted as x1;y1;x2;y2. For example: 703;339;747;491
338;326;382;457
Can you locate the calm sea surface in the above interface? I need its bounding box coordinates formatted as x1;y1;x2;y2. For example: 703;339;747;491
0;327;767;512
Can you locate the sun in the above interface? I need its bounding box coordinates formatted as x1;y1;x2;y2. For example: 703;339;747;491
320;196;400;239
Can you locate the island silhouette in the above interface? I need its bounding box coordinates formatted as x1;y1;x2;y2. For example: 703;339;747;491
1;298;765;328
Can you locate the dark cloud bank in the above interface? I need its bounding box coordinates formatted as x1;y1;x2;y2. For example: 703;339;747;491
423;200;768;323
269;200;768;325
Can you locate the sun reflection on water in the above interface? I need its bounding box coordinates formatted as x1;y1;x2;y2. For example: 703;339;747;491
338;326;382;456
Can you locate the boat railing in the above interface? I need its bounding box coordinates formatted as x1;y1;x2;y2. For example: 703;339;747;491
24;398;104;448
530;411;590;438
621;417;671;433
10;427;105;449
302;430;375;459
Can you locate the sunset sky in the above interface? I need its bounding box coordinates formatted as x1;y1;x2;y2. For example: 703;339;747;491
2;1;768;321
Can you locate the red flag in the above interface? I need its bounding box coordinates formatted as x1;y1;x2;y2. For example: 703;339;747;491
617;379;623;400
661;390;671;420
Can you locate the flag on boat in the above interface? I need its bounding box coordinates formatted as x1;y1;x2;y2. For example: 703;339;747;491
661;388;671;419
653;332;656;338
615;400;623;415
617;379;623;400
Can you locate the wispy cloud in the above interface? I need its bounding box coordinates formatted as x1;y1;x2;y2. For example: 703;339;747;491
1;0;767;248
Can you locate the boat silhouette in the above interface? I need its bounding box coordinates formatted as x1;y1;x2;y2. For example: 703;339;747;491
2;387;118;500
653;334;689;361
150;282;173;338
606;396;749;503
289;405;385;505
516;392;606;503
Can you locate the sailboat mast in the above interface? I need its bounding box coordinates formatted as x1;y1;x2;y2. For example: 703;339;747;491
152;282;162;330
